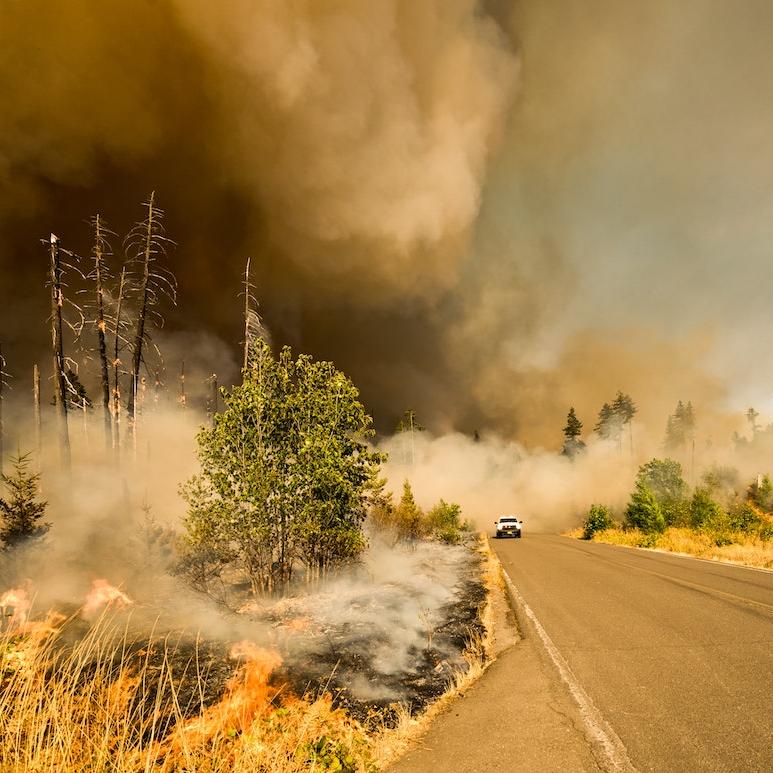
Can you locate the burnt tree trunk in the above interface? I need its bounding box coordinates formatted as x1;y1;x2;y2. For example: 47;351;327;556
179;360;186;409
33;363;41;457
93;215;112;448
112;267;127;455
207;373;218;424
48;234;71;471
243;257;251;374
127;191;156;436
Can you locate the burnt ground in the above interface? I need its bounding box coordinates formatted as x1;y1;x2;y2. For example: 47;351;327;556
268;542;487;726
14;540;487;735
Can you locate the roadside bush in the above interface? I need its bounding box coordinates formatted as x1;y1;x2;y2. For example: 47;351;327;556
701;465;740;498
582;504;614;540
370;483;468;545
625;481;666;533
426;500;467;544
636;458;688;526
689;488;727;530
727;500;763;533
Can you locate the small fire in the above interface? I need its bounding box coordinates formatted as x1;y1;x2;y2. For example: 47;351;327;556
83;579;133;616
162;641;282;753
0;584;33;625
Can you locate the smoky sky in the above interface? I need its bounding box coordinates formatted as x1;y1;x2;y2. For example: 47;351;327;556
1;0;772;446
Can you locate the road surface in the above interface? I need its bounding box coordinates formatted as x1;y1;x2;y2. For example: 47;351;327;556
391;535;773;772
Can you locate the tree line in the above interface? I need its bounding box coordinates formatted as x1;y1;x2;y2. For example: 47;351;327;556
583;457;773;545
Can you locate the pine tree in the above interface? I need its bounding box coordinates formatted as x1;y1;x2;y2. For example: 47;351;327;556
561;407;585;458
612;391;637;455
394;480;424;542
0;454;49;549
594;402;617;440
746;407;760;436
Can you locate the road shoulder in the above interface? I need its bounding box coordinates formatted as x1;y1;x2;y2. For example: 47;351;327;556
387;544;601;773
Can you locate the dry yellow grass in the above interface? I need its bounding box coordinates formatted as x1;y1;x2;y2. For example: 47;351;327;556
578;527;773;569
0;539;497;772
0;610;378;772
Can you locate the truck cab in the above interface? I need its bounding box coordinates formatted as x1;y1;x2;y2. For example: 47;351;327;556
494;515;523;538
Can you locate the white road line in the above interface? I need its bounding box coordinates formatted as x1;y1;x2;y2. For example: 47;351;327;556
503;570;638;773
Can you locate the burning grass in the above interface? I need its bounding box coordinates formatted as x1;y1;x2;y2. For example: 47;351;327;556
572;527;773;569
0;604;379;772
0;539;494;771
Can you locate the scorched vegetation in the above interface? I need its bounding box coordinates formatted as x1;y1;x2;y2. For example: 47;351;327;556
0;200;491;772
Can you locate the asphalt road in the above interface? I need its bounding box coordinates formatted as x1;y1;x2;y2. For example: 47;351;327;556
494;535;773;772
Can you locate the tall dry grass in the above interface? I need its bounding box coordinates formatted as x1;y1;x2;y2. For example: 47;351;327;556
0;539;497;772
0;611;378;772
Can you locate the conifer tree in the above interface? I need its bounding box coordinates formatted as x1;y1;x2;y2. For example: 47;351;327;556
561;407;585;458
0;454;49;549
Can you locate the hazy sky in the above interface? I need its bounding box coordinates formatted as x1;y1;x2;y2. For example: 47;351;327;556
1;0;771;444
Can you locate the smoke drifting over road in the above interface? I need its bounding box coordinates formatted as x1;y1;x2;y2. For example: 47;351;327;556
2;1;772;445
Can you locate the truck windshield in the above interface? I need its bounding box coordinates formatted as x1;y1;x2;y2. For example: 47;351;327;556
500;518;519;523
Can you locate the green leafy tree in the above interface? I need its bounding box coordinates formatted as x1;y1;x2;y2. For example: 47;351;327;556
179;340;383;595
625;480;666;533
636;458;688;526
727;500;762;533
583;504;614;540
561;407;585;458
690;486;724;529
0;453;49;549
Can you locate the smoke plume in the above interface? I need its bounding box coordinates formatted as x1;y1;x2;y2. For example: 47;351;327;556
2;1;772;448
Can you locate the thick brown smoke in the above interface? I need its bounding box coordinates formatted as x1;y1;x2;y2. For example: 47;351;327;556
1;1;771;447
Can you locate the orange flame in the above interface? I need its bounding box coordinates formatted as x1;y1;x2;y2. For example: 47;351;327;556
83;579;133;616
164;641;282;753
0;584;33;626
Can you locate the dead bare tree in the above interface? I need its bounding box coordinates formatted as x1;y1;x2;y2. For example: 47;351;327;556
0;344;9;475
179;361;186;409
44;234;73;471
206;373;218;424
124;192;176;441
153;369;163;409
86;214;115;448
33;364;41;457
241;257;265;376
112;267;128;451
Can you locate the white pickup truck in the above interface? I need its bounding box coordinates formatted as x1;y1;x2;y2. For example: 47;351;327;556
494;515;523;539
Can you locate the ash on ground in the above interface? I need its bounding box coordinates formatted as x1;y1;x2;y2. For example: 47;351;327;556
247;539;487;725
